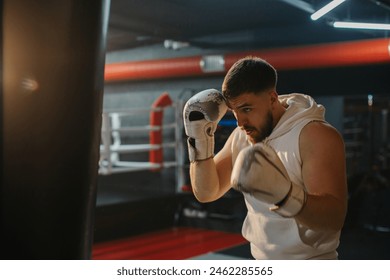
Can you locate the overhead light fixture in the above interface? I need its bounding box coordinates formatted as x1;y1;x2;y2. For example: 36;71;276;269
333;21;390;30
311;0;347;21
163;39;190;50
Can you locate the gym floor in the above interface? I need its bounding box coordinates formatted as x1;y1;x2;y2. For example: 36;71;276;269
93;227;251;260
93;173;390;260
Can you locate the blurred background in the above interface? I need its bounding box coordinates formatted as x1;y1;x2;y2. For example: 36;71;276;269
95;0;390;260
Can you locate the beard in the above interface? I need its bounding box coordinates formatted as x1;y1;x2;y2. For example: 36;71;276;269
244;111;274;143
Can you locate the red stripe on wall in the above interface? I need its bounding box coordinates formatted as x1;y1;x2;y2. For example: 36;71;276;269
104;39;390;82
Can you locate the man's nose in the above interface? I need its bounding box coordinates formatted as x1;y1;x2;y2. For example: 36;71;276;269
235;113;247;128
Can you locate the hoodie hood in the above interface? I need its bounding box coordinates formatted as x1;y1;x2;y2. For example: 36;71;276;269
266;93;325;142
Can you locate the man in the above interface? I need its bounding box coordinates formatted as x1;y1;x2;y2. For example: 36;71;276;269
183;57;348;259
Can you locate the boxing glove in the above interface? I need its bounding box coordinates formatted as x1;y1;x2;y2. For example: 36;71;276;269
231;143;307;217
183;89;227;162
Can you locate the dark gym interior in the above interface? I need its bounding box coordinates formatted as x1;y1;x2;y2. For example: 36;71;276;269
1;0;390;260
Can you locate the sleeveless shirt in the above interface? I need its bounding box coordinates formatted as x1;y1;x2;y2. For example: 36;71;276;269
230;93;340;259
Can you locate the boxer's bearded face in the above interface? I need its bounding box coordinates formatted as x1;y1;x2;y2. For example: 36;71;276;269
243;110;273;143
227;92;275;144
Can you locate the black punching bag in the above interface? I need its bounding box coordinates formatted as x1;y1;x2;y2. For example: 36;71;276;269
0;0;110;259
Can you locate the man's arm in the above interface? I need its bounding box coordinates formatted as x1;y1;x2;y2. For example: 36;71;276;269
297;121;348;231
190;132;234;203
182;89;232;203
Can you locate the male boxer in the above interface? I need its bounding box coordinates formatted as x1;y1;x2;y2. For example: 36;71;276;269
183;57;348;259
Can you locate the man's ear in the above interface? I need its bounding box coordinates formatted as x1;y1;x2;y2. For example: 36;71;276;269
269;91;278;104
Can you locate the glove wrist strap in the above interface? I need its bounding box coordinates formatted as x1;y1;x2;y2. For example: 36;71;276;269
187;137;214;162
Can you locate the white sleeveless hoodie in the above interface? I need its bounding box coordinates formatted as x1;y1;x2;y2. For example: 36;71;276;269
230;93;340;259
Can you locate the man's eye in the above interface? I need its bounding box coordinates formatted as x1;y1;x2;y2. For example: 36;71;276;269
243;108;251;112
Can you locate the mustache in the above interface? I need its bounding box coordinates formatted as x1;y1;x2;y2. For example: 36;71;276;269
242;125;257;131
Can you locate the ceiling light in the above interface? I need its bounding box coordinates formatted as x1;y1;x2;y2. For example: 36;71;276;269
333;21;390;30
311;0;347;21
163;39;190;50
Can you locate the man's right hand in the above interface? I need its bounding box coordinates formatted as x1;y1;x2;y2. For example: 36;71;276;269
231;143;307;217
183;89;227;162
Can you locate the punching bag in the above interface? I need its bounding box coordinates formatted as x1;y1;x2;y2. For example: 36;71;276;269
0;0;110;259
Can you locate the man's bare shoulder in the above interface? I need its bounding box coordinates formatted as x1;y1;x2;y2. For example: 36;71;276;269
300;121;344;155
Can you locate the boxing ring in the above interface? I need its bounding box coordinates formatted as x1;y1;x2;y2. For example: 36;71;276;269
99;92;187;192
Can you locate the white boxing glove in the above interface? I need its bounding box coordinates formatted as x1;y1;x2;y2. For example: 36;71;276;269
183;89;227;162
231;143;307;217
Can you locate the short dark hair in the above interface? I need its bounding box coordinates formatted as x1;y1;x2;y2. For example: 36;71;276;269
222;56;277;100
